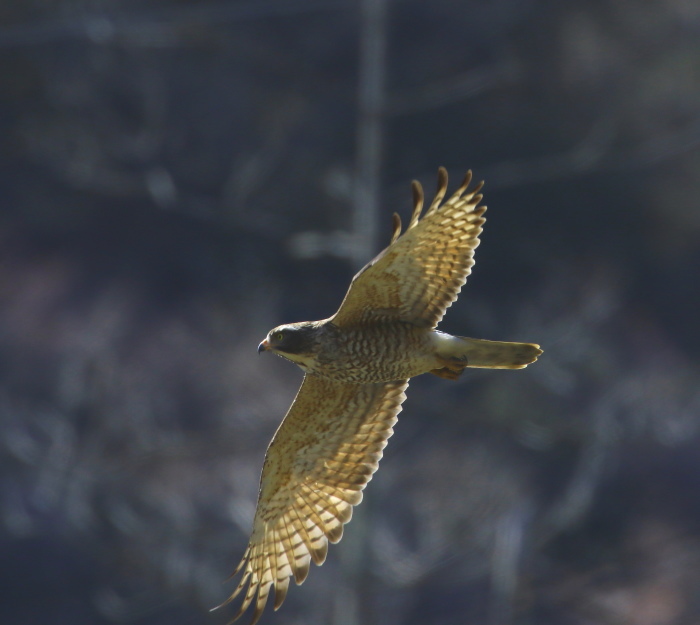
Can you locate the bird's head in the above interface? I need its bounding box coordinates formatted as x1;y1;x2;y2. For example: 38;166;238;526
258;321;322;369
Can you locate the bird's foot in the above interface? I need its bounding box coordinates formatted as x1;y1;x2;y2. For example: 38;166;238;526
429;356;469;380
429;367;463;380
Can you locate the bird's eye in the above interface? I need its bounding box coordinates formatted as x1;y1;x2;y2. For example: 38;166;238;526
274;332;285;342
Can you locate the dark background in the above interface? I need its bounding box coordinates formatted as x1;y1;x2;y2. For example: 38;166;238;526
1;1;700;624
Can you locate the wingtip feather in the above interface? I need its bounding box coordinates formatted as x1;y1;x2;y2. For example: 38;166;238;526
390;212;402;244
409;180;424;229
426;167;449;216
248;582;272;625
293;555;311;584
273;576;289;611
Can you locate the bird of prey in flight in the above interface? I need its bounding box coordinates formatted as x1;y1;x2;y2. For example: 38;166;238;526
216;167;542;623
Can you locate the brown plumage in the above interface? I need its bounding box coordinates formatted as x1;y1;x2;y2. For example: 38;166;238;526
215;167;542;623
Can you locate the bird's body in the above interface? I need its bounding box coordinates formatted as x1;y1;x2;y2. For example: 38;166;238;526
217;168;542;624
269;320;539;383
270;320;441;383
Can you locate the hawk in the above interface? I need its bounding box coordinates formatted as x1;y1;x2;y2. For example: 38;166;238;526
217;167;542;623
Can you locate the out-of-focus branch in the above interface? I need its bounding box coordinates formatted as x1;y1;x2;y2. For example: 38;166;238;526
385;60;522;117
396;109;700;195
0;0;351;47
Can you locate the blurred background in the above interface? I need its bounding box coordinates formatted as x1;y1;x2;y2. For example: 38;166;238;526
1;1;700;624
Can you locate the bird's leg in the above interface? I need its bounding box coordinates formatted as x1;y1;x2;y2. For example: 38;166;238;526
429;355;469;380
429;367;462;380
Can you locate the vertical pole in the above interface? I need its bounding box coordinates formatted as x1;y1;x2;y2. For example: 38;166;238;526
333;7;388;625
352;0;387;267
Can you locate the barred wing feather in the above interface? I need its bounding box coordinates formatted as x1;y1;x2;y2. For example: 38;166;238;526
332;167;486;329
218;376;409;624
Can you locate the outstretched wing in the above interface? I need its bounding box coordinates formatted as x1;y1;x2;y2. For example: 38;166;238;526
219;375;409;624
331;168;486;329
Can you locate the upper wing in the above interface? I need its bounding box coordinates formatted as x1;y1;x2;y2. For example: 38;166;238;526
331;168;486;329
219;375;409;624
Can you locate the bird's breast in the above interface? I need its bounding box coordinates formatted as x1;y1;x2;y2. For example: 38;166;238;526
311;322;434;383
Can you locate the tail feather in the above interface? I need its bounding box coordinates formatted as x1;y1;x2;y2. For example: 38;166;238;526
436;335;542;371
457;336;542;369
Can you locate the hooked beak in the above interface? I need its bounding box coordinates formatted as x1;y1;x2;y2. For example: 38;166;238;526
258;339;269;355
